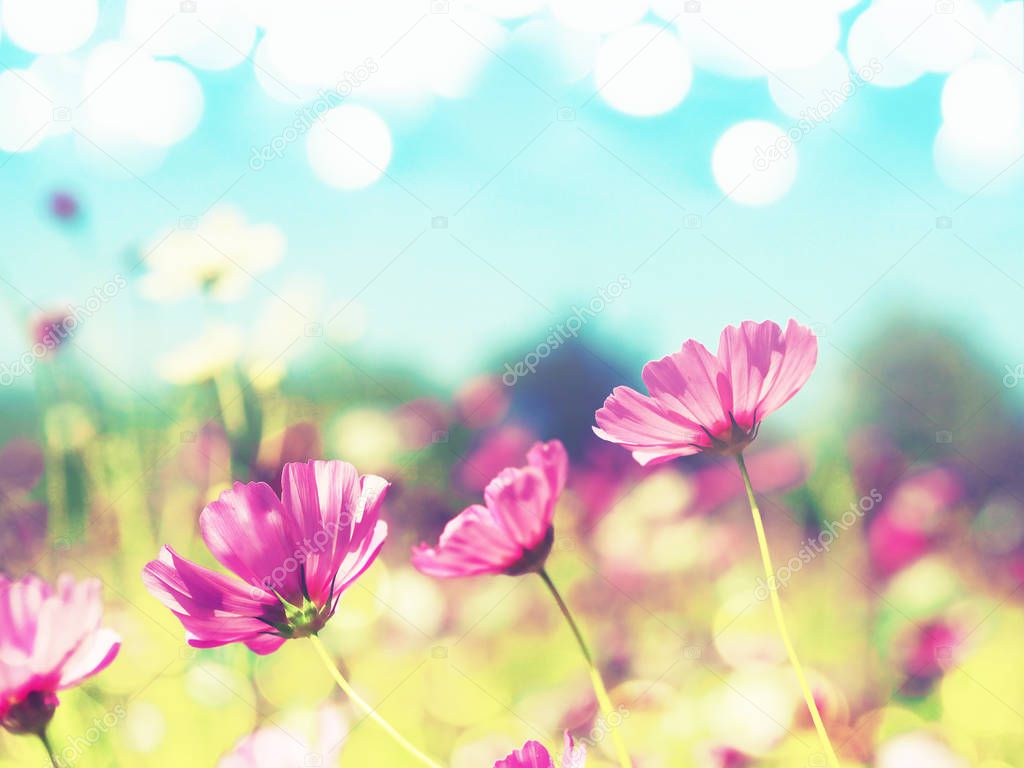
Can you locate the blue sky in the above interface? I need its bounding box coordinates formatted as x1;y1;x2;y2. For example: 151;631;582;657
0;0;1022;397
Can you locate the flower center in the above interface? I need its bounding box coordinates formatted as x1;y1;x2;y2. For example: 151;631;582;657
280;596;330;638
1;690;58;736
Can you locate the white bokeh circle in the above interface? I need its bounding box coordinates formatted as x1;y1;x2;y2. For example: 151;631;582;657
594;24;692;116
2;0;97;54
769;49;855;119
712;120;799;206
307;105;393;190
550;0;649;34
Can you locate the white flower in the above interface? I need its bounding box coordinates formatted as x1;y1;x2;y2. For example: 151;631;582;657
157;324;242;385
140;207;285;303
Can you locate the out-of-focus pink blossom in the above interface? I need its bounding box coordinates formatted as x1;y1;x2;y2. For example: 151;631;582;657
868;467;963;577
0;438;48;564
0;574;120;736
29;311;75;355
456;425;537;492
706;746;752;768
902;620;960;681
49;191;80;222
847;425;906;497
394;398;451;449
594;320;817;465
218;706;347;767
455;375;509;429
252;422;323;494
691;444;808;513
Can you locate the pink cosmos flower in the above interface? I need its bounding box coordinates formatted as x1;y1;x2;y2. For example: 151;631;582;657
0;574;120;736
495;732;585;768
594;320;817;465
412;440;567;578
143;460;388;654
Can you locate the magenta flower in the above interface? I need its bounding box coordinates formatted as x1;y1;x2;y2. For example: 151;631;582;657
0;574;120;737
495;733;585;768
594;319;817;465
412;440;567;578
48;191;80;221
143;460;388;654
595;320;837;768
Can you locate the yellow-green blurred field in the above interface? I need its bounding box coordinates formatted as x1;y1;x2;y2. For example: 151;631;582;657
2;319;1024;767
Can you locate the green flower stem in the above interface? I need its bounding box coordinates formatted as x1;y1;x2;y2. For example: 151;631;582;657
310;635;444;768
538;568;633;768
736;452;841;768
38;730;59;768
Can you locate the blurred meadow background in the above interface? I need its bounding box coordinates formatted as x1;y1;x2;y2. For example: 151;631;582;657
2;0;1024;765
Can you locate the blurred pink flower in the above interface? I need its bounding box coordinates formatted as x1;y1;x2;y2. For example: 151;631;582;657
456;424;537;491
253;422;323;494
29;310;75;355
902;620;960;681
594;319;817;465
394;397;451;450
218;706;347;768
177;423;232;491
143;460;388;654
48;191;80;221
0;439;48;566
0;574;120;736
413;440;567;578
847;425;906;497
868;467;963;577
706;746;752;768
455;374;509;429
495;732;585;768
0;437;45;507
691;444;808;513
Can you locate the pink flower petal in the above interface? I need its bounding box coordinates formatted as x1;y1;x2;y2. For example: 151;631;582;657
58;628;120;689
495;740;555;768
594;319;817;462
200;482;303;602
717;320;782;429
483;467;552;550
414;441;569;578
412;505;522;577
642;339;731;431
527;440;569;499
594;386;706;464
143;546;284;649
0;573;120;717
754;319;818;418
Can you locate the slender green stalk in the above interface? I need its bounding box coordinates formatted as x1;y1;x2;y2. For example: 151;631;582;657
736;453;841;768
310;635;444;768
538;568;633;768
38;731;59;768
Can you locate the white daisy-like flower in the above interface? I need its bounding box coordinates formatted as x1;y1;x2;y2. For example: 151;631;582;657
140;207;285;303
